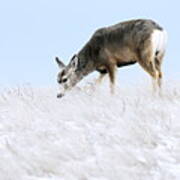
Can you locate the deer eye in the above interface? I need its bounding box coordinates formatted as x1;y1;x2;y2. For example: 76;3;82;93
62;78;67;83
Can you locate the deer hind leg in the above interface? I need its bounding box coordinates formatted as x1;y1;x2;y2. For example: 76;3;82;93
152;29;167;89
155;57;162;88
138;51;159;91
155;52;165;89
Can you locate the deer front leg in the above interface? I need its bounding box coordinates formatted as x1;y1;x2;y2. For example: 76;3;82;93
95;73;106;85
107;64;116;94
95;67;108;85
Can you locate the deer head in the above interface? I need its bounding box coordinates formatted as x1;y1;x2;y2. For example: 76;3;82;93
55;55;82;98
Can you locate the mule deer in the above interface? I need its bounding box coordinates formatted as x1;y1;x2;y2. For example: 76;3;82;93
55;19;167;98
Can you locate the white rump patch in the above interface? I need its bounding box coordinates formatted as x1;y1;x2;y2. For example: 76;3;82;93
151;29;168;58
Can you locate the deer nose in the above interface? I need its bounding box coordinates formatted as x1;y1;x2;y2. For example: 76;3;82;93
57;93;64;98
57;78;68;84
57;79;61;84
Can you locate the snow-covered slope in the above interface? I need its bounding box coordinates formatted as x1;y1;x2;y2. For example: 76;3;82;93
0;82;180;180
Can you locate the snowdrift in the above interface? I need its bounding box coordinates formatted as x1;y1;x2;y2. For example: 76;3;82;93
0;82;180;180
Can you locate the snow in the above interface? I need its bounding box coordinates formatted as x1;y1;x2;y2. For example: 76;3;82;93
0;82;180;180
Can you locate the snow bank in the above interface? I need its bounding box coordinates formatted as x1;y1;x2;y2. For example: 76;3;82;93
0;82;180;180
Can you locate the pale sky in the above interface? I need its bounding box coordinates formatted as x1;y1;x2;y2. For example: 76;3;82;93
0;0;179;87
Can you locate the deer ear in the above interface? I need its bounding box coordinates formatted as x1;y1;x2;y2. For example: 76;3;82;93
55;57;65;69
71;55;79;68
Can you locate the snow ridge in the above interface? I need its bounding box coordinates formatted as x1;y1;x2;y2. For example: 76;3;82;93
0;83;180;180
